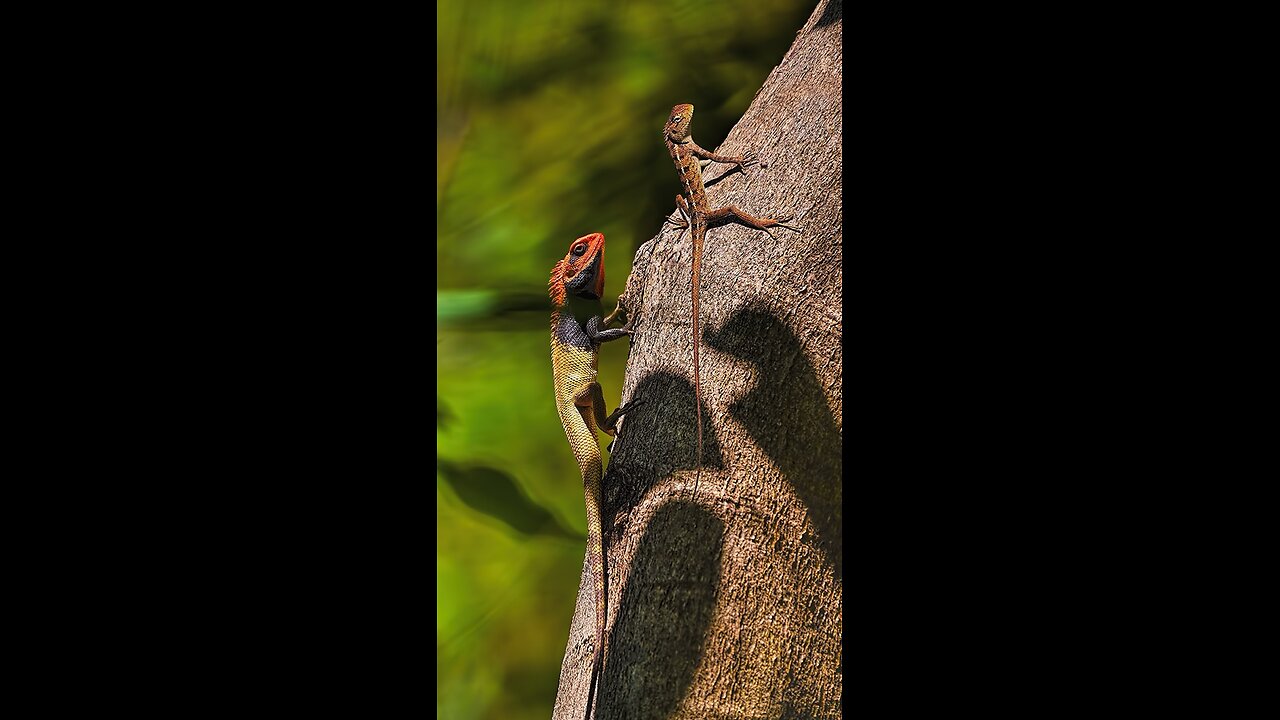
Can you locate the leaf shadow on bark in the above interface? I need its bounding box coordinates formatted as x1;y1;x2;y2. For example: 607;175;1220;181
598;499;724;720
607;369;725;494
706;303;842;581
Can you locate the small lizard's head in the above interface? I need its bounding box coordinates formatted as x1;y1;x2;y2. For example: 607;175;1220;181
664;103;694;141
548;232;606;305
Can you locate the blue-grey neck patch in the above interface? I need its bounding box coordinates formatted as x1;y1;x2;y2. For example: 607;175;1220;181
564;252;602;300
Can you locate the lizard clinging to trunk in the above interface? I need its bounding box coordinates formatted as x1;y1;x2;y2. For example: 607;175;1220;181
549;231;642;720
662;103;800;493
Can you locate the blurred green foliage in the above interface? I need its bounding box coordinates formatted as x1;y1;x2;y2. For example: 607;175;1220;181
437;0;814;717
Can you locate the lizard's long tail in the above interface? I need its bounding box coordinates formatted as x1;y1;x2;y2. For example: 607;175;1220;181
692;225;704;497
583;468;606;720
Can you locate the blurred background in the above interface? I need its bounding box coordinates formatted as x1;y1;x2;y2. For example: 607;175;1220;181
437;1;815;716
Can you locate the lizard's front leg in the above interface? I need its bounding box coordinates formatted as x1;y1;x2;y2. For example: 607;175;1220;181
602;300;625;327
687;141;759;174
587;314;637;343
602;297;641;334
705;204;802;239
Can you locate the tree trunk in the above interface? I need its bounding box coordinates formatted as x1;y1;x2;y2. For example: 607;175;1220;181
553;1;842;717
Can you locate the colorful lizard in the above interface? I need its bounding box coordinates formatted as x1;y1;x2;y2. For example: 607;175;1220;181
549;231;641;719
662;103;800;491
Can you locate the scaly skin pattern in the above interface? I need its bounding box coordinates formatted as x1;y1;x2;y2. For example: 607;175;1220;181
549;232;639;720
662;103;798;491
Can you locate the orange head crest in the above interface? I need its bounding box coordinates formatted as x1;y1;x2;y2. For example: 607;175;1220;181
548;232;606;305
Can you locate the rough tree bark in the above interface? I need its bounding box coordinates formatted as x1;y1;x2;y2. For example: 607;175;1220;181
553;1;841;717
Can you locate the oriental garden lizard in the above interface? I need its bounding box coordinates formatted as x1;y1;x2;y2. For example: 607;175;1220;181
662;103;800;492
549;231;642;720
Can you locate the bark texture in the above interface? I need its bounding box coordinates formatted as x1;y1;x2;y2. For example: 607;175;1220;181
553;1;842;717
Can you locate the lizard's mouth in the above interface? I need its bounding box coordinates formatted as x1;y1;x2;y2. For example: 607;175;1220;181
593;260;605;298
566;250;604;299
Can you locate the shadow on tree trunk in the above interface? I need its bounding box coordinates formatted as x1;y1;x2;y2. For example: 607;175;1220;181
708;303;843;581
599;500;724;719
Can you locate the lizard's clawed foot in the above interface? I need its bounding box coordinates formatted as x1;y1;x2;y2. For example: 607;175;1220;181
738;150;760;174
764;215;802;238
603;397;646;436
613;397;645;418
620;314;641;335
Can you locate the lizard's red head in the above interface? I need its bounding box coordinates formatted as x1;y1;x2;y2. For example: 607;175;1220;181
548;232;606;306
664;103;694;141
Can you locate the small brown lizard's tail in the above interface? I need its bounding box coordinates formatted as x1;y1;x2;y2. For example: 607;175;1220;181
692;228;704;498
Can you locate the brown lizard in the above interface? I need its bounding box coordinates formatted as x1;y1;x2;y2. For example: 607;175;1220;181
662;103;800;492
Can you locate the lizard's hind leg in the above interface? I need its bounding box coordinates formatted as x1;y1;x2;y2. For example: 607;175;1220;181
576;383;645;437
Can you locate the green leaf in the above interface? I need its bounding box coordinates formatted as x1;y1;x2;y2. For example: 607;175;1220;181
437;458;583;541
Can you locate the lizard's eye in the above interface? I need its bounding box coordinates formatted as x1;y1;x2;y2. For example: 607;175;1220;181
672;116;681;123
571;243;587;256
